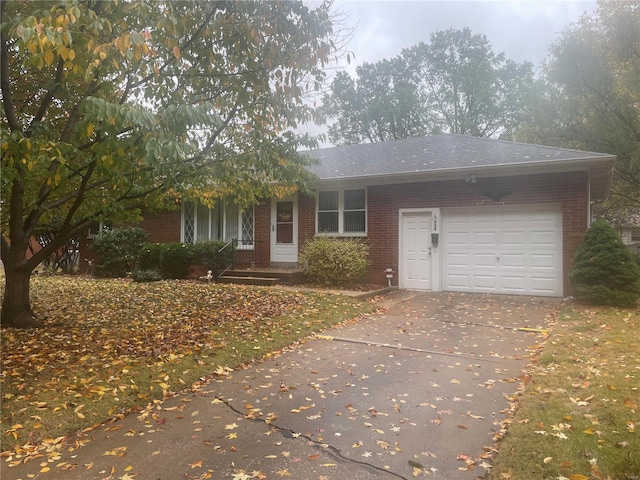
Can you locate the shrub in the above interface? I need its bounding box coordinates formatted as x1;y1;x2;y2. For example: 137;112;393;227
159;243;194;279
569;220;640;307
138;243;163;271
136;241;234;280
299;237;370;287
190;241;234;276
132;269;162;282
91;227;149;277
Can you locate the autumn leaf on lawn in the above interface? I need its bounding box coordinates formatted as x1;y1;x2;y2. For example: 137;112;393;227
500;469;514;479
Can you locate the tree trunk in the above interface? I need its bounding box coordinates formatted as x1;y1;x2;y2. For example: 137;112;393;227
1;262;43;329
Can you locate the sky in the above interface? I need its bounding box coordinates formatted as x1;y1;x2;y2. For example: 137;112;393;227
336;0;598;71
304;0;599;144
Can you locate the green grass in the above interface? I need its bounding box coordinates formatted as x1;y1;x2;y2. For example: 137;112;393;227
488;305;640;480
0;277;375;458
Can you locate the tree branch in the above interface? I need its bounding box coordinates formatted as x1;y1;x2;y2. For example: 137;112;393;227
1;28;20;131
28;56;65;131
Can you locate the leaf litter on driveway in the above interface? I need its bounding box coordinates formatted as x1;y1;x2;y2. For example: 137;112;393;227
4;291;559;480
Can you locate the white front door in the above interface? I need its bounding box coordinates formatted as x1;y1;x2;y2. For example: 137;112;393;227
270;196;298;265
400;212;433;290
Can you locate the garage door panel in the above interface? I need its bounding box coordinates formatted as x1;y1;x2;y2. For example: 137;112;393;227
474;274;499;290
501;253;525;268
447;273;471;289
472;253;498;268
531;253;556;269
443;206;563;297
530;230;557;246
448;232;470;246
474;232;497;245
530;275;561;294
501;275;526;293
502;231;526;245
447;252;469;267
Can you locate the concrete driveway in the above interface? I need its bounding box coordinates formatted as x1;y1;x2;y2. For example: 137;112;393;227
7;291;559;480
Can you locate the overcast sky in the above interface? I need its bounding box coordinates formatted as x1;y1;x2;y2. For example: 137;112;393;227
304;0;598;144
336;0;597;71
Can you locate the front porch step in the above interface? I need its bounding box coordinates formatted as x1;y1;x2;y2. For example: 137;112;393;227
219;268;305;286
217;275;280;286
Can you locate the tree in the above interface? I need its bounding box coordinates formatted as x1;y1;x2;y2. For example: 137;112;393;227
569;220;640;308
1;0;338;328
322;27;535;145
403;28;535;138
322;58;426;145
28;219;80;274
515;1;640;224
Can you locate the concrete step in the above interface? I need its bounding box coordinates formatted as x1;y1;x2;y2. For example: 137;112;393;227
217;276;281;286
221;269;305;284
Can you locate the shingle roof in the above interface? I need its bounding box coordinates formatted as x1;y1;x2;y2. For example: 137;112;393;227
304;134;614;180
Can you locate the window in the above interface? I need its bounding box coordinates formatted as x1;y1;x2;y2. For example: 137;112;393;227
316;188;366;235
88;222;112;237
182;199;254;249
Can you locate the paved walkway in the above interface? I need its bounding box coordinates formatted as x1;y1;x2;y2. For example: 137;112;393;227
7;291;560;480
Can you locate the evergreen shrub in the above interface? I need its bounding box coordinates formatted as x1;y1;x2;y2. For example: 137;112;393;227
91;227;149;277
569;220;640;307
159;243;194;279
299;237;370;287
191;241;234;275
138;243;163;271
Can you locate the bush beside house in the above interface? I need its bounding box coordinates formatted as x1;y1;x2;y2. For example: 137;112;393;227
569;220;640;307
91;227;149;278
299;237;370;287
91;229;234;281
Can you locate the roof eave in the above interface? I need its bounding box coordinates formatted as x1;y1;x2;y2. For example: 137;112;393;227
310;156;617;198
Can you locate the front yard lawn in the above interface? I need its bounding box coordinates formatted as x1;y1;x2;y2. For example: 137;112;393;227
1;277;375;461
489;305;639;480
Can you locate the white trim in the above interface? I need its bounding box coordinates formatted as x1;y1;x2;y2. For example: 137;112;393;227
88;222;110;238
398;208;441;291
181;200;254;249
271;195;299;264
315;187;367;235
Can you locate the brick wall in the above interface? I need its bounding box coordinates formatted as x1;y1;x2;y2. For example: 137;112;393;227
138;210;182;243
92;170;589;294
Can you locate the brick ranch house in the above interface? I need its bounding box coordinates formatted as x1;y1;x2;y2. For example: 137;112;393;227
82;134;616;297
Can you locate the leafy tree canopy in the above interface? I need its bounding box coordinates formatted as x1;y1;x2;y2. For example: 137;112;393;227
323;58;427;144
322;27;535;145
0;0;339;327
515;0;640;226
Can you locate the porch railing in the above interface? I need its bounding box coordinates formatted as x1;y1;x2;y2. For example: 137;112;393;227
217;239;263;278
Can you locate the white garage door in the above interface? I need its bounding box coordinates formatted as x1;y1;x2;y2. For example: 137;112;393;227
442;206;563;297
